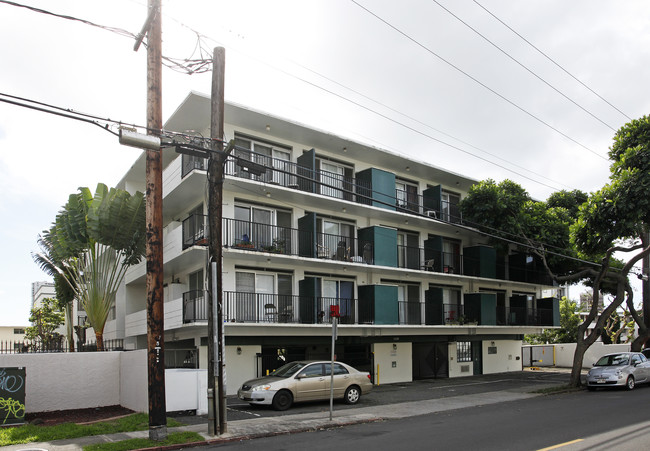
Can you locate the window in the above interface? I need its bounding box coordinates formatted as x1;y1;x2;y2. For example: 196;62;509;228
317;218;355;259
457;341;472;362
396;179;419;212
299;363;325;378
441;191;461;223
397;283;420;325
232;271;292;322
325;363;350;375
397;230;420;269
316;158;353;200
442;239;461;274
13;328;25;335
232;204;291;252
233;136;292;184
321;279;354;322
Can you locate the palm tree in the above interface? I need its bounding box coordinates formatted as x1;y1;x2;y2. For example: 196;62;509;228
34;183;145;351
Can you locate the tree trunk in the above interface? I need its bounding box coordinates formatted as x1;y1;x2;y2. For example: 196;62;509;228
95;331;104;352
66;302;75;352
569;338;590;386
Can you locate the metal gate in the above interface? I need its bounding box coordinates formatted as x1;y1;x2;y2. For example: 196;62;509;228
522;345;555;367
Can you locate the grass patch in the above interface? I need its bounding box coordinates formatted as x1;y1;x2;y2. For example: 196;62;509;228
0;413;183;447
83;431;204;451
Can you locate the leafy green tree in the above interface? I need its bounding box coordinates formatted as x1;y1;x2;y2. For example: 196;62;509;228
25;297;65;349
35;183;145;351
460;143;650;386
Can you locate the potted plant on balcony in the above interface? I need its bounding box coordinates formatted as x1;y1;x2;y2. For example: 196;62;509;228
262;238;286;254
234;234;255;249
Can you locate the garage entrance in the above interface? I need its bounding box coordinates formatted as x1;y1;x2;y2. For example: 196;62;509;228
412;342;448;379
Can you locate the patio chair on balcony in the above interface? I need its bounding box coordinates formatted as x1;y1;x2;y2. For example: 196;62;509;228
423;259;435;271
264;303;277;322
336;241;349;261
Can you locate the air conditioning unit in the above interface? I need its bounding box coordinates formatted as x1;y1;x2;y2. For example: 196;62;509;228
426;210;437;218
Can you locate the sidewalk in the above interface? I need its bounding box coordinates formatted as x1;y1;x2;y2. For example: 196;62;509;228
6;369;576;451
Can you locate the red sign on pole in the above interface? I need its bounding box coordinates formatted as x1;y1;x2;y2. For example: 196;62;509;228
330;305;340;318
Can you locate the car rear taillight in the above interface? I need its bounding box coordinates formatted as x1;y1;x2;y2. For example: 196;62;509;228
367;374;371;380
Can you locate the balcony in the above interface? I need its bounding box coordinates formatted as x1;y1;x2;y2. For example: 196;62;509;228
398;301;422;325
183;291;357;325
180;151;464;225
497;306;555;327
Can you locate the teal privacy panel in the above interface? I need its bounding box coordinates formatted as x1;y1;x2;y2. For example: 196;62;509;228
299;277;320;323
358;226;397;267
537;297;560;327
0;367;26;425
298;212;316;258
425;287;444;325
423;185;442;215
424;235;443;272
463;245;496;279
356;168;396;211
464;293;496;325
358;285;398;325
297;148;316;193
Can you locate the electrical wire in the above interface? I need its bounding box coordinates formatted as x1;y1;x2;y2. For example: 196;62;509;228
472;0;632;122
432;0;618;131
350;0;609;162
3;0;578;191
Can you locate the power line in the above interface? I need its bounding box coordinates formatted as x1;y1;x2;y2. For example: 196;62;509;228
432;0;618;131
350;0;609;162
472;0;632;122
5;0;575;191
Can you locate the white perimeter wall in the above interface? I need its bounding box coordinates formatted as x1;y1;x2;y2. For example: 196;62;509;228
534;342;631;368
372;342;412;385
482;340;523;374
0;352;122;413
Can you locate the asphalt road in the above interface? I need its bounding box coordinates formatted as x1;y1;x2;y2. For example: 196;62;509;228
197;381;650;450
220;369;572;421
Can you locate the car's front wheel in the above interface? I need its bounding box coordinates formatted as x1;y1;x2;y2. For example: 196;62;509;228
626;376;635;390
344;385;361;404
272;390;293;411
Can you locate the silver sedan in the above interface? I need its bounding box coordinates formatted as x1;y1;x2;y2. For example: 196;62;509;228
237;360;373;410
586;352;650;390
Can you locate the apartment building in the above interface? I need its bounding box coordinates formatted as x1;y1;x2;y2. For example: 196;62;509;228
109;92;559;393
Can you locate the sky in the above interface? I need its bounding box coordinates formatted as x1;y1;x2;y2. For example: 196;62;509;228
1;0;649;326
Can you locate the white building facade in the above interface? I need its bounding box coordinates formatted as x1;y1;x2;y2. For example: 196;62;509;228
107;92;560;394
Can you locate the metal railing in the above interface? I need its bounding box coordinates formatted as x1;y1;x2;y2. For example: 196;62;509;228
182;290;208;323
181;152;466;225
0;338;124;354
497;306;555;326
398;301;422;325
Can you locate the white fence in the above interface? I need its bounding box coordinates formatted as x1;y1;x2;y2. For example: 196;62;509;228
0;350;207;414
522;342;631;368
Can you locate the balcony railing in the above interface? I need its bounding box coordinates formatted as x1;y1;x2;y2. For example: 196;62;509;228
183;290;207;324
496;306;554;326
180;151;464;225
398;301;422;325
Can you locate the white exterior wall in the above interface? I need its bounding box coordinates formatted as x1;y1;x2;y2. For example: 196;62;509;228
372;342;412;385
482;340;522;374
542;342;631;368
120;349;148;412
224;345;261;396
0;352;121;413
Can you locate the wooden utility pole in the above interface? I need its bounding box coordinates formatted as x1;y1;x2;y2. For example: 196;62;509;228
145;0;166;441
207;46;228;436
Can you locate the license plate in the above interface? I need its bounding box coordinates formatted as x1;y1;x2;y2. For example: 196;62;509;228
597;379;606;384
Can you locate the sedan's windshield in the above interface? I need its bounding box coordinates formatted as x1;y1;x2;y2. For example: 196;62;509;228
271;362;308;377
595;354;630;366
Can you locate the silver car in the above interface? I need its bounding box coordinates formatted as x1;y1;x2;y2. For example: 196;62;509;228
237;360;373;410
586;352;650;390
